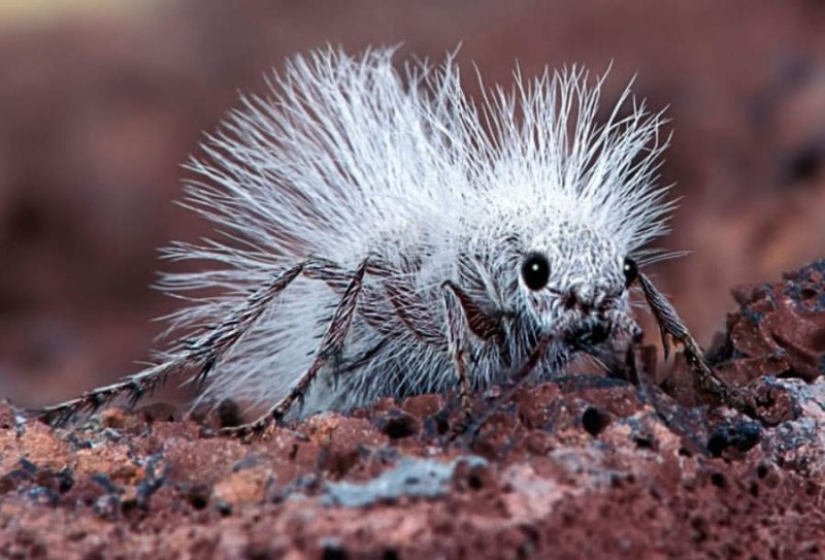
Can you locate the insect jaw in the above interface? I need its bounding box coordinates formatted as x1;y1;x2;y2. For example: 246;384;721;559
556;308;642;369
529;283;638;349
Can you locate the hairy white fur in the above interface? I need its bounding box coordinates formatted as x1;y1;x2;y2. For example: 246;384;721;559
156;47;674;417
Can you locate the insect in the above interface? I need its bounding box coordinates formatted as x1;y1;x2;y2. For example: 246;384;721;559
40;47;741;436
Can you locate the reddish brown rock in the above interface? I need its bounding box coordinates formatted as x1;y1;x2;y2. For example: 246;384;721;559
3;2;825;558
2;260;825;559
2;0;825;413
712;259;825;384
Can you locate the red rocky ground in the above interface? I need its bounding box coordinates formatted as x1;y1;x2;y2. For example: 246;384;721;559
1;260;824;559
2;1;825;558
2;0;825;408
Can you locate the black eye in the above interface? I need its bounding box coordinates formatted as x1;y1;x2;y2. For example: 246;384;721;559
623;257;638;287
521;252;551;291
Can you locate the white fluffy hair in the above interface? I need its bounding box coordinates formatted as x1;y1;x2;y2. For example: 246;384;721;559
153;46;673;416
43;46;680;426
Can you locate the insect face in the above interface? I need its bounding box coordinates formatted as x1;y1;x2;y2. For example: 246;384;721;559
519;225;640;352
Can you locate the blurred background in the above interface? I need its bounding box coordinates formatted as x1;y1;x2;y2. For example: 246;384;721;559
1;0;825;408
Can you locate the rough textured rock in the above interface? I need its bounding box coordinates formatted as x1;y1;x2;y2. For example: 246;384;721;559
1;260;825;559
3;2;825;558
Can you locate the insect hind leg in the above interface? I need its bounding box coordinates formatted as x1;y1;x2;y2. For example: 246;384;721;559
39;259;334;427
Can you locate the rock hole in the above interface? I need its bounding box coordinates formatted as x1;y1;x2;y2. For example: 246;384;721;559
383;550;400;560
707;421;761;456
710;472;727;489
633;434;656;450
55;468;74;494
186;484;211;510
425;407;451;436
216;500;233;517
120;498;139;515
468;472;484;490
322;544;348;560
376;409;419;439
581;406;609;437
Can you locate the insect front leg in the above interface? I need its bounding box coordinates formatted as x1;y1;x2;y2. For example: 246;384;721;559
221;258;369;437
441;280;506;420
441;283;475;419
463;333;553;437
636;272;751;413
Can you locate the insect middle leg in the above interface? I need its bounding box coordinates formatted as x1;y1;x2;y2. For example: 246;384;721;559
221;258;370;437
314;263;504;422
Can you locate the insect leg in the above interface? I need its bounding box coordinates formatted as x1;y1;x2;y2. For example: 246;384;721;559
637;272;750;412
40;260;311;426
441;280;507;419
463;333;553;436
37;361;186;427
442;282;475;419
221;257;369;437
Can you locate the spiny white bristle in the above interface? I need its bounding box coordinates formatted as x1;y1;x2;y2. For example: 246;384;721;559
153;46;677;414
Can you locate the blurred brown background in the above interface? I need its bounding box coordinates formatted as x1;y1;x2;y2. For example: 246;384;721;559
1;0;825;407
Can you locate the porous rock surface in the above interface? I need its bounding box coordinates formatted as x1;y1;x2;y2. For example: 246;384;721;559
1;261;825;559
4;0;825;409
